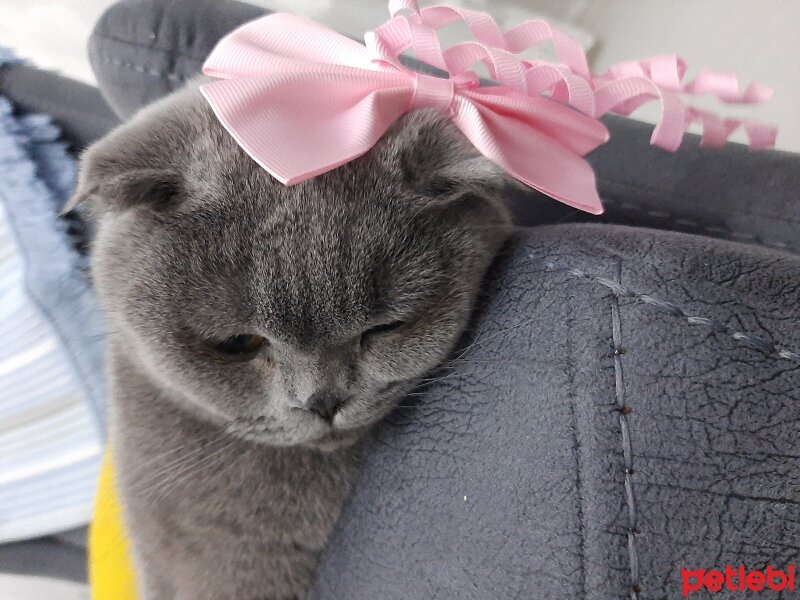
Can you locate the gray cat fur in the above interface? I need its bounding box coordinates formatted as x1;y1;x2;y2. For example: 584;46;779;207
70;81;513;599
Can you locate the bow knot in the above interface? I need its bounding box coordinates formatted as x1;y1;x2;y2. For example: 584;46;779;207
410;72;478;114
410;73;455;113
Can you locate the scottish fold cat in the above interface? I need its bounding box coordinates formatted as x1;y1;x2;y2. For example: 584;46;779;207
70;82;511;599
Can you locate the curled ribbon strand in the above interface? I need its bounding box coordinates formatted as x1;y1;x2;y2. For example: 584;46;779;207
201;0;777;215
380;1;776;151
591;55;777;150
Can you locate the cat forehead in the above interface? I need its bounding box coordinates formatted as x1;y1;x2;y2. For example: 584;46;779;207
201;198;427;293
146;188;437;337
93;87;498;339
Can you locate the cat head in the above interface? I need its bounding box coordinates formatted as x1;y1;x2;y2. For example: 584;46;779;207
71;82;512;450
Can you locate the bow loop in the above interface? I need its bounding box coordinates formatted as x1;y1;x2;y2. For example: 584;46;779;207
201;69;413;185
204;13;375;77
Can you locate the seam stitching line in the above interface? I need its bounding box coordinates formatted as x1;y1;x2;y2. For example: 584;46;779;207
93;57;186;82
609;259;641;599
600;197;797;253
543;262;800;362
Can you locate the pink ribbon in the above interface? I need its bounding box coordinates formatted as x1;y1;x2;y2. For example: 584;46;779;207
201;0;777;215
591;55;776;151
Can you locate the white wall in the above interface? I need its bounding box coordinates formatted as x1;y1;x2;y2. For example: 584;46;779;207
0;1;108;84
574;0;800;151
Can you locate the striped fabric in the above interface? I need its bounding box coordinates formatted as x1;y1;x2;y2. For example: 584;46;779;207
0;51;107;543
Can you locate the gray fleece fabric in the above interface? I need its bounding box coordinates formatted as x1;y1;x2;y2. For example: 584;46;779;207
310;224;800;599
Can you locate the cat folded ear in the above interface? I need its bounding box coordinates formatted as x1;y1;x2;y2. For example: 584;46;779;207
414;155;514;202
63;167;183;215
62;125;184;216
389;110;519;205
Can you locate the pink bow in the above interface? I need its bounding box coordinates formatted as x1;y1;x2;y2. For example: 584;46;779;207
201;0;777;216
200;12;608;214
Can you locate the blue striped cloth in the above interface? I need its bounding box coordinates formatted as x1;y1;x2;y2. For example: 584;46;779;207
0;50;107;543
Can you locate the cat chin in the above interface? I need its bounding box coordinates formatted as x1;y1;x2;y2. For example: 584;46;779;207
224;417;366;451
303;428;365;452
229;428;363;452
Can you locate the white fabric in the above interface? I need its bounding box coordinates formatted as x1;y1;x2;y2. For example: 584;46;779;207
0;208;102;543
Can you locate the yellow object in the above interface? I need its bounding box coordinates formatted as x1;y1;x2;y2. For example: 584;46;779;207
90;450;139;600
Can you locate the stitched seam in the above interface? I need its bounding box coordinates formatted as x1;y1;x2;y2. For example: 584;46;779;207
598;176;800;226
92;31;211;63
609;259;640;600
600;197;797;254
93;56;186;82
543;262;800;362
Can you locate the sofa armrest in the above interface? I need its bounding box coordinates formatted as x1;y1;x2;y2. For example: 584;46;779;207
0;64;118;151
88;0;266;119
587;114;800;254
309;224;800;599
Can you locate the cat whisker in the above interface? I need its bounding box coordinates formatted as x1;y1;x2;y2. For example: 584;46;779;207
130;443;213;495
129;432;232;494
139;438;235;502
442;299;558;363
147;438;239;503
413;370;462;387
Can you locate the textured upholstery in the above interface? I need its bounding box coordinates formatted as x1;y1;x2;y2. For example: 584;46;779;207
6;0;794;596
310;224;800;598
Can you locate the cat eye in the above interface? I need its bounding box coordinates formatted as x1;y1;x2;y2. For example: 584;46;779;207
360;321;406;347
213;334;267;359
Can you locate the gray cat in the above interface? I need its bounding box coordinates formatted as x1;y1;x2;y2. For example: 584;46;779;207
69;81;512;599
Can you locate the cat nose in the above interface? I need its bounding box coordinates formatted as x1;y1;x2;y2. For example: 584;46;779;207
305;391;343;423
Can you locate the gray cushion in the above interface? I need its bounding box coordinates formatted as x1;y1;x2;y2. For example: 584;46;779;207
0;64;118;151
586;117;800;254
88;0;266;118
0;536;87;583
310;224;800;599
